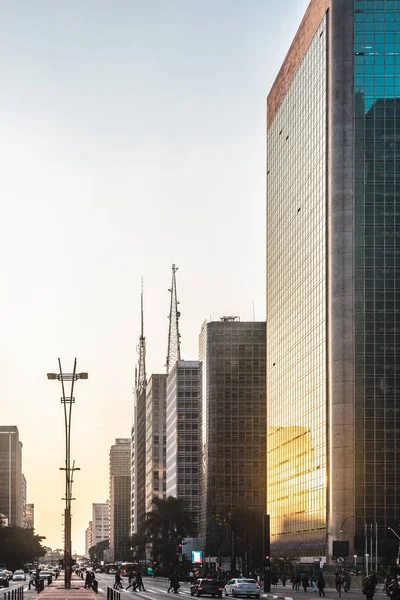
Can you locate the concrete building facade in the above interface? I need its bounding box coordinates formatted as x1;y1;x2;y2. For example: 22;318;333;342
166;361;200;533
26;503;34;530
145;374;167;515
92;502;110;546
109;439;131;561
266;0;400;562
132;389;146;534
85;521;93;558
198;319;266;555
0;426;24;526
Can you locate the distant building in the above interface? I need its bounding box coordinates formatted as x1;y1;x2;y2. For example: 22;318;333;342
26;503;34;530
91;502;110;547
145;374;167;515
0;426;24;526
198;319;266;555
133;388;146;534
166;361;200;533
109;439;131;561
85;521;93;558
21;474;27;528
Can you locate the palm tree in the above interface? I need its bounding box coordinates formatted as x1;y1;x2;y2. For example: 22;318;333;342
145;496;196;570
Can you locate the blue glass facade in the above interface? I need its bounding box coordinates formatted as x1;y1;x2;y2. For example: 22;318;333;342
354;0;400;548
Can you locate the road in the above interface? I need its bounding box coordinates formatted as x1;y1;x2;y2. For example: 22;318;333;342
92;574;383;600
1;577;37;598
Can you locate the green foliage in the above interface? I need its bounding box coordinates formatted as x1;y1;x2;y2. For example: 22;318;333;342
0;527;46;571
144;496;196;570
88;539;109;563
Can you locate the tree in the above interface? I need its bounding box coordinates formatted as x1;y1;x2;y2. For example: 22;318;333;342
145;496;196;570
223;508;264;574
88;539;109;563
0;527;46;570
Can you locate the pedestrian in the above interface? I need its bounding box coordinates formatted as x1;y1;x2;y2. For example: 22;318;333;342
335;573;342;597
34;572;41;594
294;575;301;592
385;576;392;593
168;575;177;593
311;576;317;593
113;571;124;590
28;572;35;590
302;576;310;593
126;572;136;591
317;574;325;598
84;571;92;589
136;572;146;592
363;578;375;600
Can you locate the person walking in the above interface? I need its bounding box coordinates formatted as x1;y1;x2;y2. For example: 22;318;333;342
126;572;136;591
335;573;342;598
136;572;146;592
317;574;326;598
363;578;376;600
28;572;35;590
113;571;124;590
84;571;92;589
302;575;310;593
168;575;177;593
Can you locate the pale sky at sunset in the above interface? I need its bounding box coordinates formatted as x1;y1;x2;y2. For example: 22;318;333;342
1;0;309;554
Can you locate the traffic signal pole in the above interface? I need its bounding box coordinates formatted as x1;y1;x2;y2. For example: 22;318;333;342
263;515;271;593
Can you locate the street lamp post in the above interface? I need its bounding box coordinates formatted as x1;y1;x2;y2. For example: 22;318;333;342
354;555;357;569
47;358;88;590
387;527;400;566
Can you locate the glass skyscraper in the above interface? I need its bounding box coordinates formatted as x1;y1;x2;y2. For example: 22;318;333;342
267;0;400;562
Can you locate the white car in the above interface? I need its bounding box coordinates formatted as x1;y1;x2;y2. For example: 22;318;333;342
224;579;261;599
12;571;26;582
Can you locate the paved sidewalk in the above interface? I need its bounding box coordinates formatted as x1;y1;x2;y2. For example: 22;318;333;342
38;575;98;600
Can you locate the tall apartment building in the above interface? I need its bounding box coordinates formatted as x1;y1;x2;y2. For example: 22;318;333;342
109;439;131;561
145;374;167;514
166;361;200;533
266;0;400;561
85;521;93;557
198;319;266;555
26;503;34;530
92;502;110;546
0;426;24;526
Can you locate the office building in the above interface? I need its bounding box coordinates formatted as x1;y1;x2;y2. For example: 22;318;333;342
92;502;110;546
85;521;93;558
109;438;131;561
266;0;400;561
145;374;167;514
0;426;24;526
166;361;200;532
26;503;34;530
198;319;266;555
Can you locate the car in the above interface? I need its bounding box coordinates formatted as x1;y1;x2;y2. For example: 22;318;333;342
0;572;9;588
95;569;101;573
12;571;26;582
191;578;224;598
224;578;261;598
108;568;116;575
39;571;51;580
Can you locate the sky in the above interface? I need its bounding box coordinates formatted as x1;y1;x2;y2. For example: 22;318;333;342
0;0;309;554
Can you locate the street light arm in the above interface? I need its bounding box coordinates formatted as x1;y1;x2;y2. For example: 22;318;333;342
388;527;400;540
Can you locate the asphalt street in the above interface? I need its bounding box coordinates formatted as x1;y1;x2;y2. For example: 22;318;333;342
91;575;388;600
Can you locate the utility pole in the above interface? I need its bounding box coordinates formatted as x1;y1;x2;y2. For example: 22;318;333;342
166;264;182;374
47;359;88;589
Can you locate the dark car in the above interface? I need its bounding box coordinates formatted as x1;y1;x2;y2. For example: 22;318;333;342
0;571;9;588
191;578;223;598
